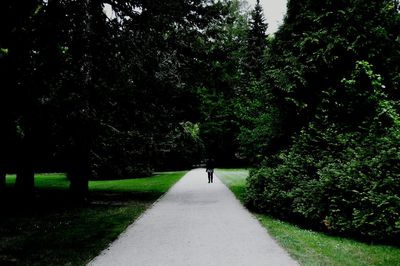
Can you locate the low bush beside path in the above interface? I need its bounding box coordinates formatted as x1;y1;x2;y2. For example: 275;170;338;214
216;169;400;266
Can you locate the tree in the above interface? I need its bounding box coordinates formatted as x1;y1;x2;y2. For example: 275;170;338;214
194;0;249;166
245;0;400;241
0;1;14;192
244;0;268;80
4;0;45;196
0;0;70;196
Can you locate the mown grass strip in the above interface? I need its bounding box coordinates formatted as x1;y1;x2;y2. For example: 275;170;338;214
1;171;186;266
216;169;400;266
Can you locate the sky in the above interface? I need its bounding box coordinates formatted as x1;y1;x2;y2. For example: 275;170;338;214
104;0;288;35
245;0;287;34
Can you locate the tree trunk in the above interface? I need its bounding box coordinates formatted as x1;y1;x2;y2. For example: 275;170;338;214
67;0;97;203
69;173;89;203
68;141;91;202
68;0;93;203
15;162;34;196
0;168;5;191
15;137;35;197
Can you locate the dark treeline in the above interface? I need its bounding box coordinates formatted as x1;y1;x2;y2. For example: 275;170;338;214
1;0;400;243
0;0;250;200
241;0;400;243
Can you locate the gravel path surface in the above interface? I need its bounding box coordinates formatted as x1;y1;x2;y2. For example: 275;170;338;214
88;169;298;266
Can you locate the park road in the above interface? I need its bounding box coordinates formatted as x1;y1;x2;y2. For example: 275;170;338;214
88;169;298;266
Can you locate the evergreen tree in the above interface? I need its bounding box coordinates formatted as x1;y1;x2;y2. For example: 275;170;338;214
4;0;44;196
245;0;268;80
195;0;249;166
245;0;400;241
0;0;232;197
235;0;271;163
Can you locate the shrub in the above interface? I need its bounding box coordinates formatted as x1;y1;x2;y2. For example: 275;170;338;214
246;61;400;242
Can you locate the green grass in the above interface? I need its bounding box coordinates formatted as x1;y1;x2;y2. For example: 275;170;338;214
216;169;400;266
6;172;185;193
215;168;248;202
1;171;186;266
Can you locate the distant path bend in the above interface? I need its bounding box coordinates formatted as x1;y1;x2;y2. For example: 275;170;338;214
88;169;298;266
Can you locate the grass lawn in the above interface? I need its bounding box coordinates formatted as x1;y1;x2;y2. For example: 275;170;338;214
216;169;400;266
1;171;186;266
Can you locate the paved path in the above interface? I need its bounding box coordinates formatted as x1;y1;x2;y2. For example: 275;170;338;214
88;169;298;266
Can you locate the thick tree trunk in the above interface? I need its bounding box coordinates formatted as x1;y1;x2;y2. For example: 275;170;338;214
67;0;98;203
0;168;5;191
15;163;34;196
15;138;35;196
68;0;93;203
68;147;90;202
69;173;89;203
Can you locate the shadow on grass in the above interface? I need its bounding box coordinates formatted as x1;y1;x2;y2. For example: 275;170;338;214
0;181;175;266
1;187;162;212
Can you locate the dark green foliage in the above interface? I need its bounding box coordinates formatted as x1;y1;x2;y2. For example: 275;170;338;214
236;80;285;162
155;122;205;170
91;130;153;179
199;87;240;166
217;169;400;265
235;2;272;163
245;0;400;242
1;0;228;187
4;0;399;244
193;0;249;166
247;118;400;242
245;0;268;80
0;0;52;194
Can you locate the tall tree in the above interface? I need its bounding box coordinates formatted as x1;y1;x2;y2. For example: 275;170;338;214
62;0;102;200
195;0;249;166
245;0;400;241
245;0;268;80
6;0;45;196
0;1;14;192
235;0;270;163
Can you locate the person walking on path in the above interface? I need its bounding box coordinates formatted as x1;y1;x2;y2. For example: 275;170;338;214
206;159;214;183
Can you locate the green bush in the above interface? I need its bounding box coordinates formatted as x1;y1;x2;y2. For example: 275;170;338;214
246;126;400;242
246;62;400;242
320;130;400;240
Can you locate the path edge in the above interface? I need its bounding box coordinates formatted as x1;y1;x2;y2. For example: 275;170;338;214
214;172;299;265
87;170;191;265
